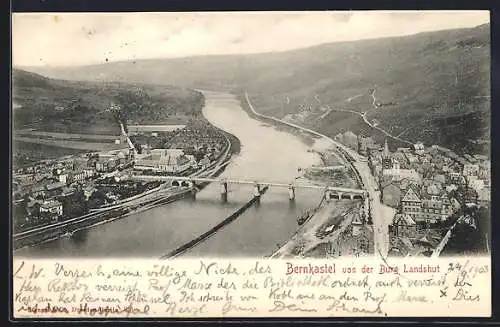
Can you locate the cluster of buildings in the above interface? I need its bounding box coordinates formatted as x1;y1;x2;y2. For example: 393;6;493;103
166;120;227;160
369;140;491;217
12;149;134;229
131;120;228;176
13;119;231;232
329;210;374;257
334;130;491;256
133;148;195;175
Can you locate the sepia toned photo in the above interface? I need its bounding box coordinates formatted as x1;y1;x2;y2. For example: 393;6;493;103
11;11;491;318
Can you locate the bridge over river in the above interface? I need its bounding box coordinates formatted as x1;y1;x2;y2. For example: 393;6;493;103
130;175;367;201
15;90;364;259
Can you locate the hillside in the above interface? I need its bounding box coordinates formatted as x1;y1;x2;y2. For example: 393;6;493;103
24;24;490;154
12;69;205;134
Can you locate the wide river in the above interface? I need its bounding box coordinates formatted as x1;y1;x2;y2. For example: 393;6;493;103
16;90;327;258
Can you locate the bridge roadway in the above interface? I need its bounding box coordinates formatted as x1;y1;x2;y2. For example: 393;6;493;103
130;174;366;195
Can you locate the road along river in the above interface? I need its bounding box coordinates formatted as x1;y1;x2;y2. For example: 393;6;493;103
15;90;332;258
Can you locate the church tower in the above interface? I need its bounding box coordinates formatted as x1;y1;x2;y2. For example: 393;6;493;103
382;139;392;170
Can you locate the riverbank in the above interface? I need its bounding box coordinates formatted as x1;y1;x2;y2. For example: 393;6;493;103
13;188;191;251
236;91;372;259
271;199;367;258
236;92;318;147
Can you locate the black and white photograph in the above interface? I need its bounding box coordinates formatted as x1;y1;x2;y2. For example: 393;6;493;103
12;11;491;261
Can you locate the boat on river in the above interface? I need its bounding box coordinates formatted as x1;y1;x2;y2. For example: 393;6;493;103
297;209;312;225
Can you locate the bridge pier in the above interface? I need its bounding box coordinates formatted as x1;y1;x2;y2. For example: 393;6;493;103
254;183;261;197
190;186;197;200
253;183;262;205
220;181;228;202
288;185;295;201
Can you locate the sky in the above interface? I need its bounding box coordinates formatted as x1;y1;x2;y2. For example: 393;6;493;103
12;11;490;67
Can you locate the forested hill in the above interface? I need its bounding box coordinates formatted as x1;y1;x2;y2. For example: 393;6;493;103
12;68;204;134
23;24;490;154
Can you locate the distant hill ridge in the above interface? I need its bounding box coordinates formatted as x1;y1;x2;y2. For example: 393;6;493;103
12;68;204;135
19;23;490;154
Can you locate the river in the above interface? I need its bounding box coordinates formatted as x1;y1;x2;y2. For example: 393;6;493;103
15;90;327;258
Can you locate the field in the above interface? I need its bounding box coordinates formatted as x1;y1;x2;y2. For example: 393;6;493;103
13;141;89;167
13;137;127;151
15;130;119;140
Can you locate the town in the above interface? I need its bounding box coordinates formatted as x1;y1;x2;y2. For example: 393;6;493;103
12;118;230;234
334;130;491;256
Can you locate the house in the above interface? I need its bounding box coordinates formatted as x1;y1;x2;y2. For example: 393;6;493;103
58;173;68;184
87;157;98;169
61;186;76;198
400;183;453;223
463;163;479;177
467;176;485;193
45;181;66;197
404;152;420;167
96;161;109;172
419;184;453;223
393;152;410;168
478;167;490;181
462;187;479;204
68;170;87;184
448;172;461;183
134;149;192;174
383;159;421;181
83;186;96;200
450;197;462;212
390;213;417;239
197;156;211;169
401;185;422;222
477;188;490;207
31;185;47;199
413;142;425;155
464;154;477;163
96;152;121;172
39;199;63;218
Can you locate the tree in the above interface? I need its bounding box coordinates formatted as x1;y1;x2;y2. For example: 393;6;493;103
88;189;106;209
62;188;87;219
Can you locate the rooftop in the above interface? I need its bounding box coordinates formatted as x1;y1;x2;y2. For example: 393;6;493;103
41;200;62;208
